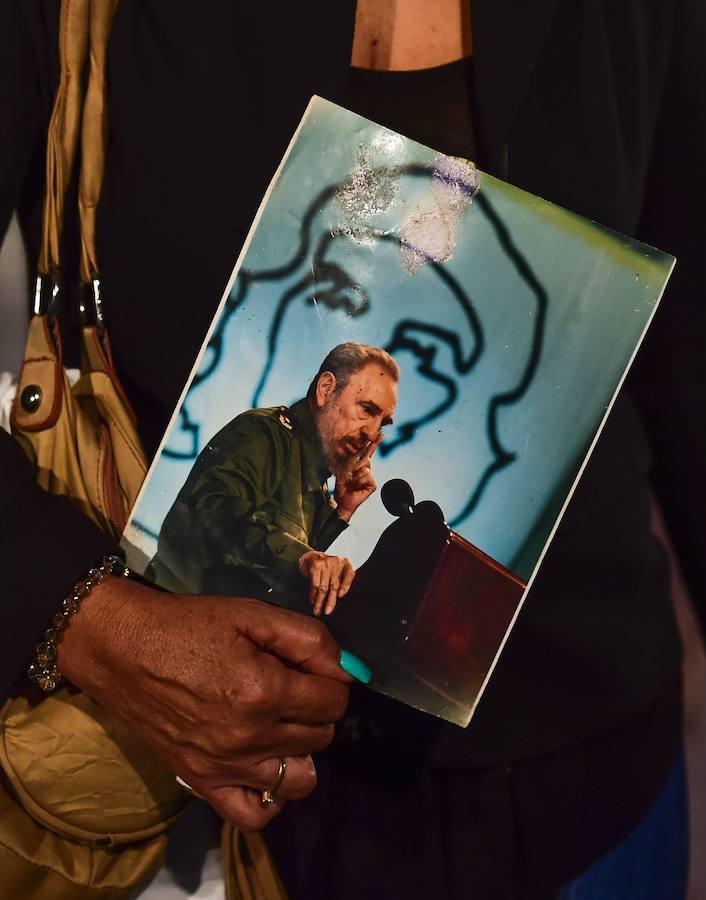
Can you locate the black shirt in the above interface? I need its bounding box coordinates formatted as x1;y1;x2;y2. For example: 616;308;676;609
347;59;478;162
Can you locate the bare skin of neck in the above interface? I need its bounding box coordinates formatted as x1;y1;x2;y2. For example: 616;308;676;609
351;0;472;71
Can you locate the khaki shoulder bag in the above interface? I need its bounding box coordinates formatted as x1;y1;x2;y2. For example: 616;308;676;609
1;1;188;897
10;0;144;536
1;2;288;897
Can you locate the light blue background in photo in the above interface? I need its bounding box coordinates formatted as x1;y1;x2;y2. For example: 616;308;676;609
123;98;672;580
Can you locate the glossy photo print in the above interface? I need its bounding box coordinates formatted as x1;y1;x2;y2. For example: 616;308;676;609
122;97;674;725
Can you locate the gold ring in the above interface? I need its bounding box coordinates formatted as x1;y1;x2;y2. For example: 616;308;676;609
261;758;287;807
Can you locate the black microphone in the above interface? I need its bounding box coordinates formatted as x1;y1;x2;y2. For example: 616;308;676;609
380;479;415;517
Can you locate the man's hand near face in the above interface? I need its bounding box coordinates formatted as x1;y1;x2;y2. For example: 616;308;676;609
296;432;383;616
334;431;383;522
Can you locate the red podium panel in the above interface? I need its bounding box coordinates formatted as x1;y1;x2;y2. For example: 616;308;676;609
319;497;527;724
401;532;526;708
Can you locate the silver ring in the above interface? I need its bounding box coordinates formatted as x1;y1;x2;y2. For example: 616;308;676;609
261;757;287;806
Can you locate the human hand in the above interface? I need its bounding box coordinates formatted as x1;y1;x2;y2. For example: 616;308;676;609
334;432;383;521
298;550;356;616
56;576;352;830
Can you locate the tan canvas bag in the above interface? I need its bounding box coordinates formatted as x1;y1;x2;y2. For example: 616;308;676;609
1;2;289;897
0;1;186;896
10;0;145;537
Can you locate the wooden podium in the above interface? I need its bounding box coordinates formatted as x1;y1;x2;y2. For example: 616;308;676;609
325;481;526;724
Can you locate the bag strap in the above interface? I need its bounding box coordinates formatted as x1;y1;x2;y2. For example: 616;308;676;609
37;0;119;289
78;0;119;286
221;824;290;900
37;0;89;281
14;0;120;432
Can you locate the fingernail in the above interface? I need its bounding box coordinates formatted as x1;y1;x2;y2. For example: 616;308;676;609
339;650;372;684
176;775;193;792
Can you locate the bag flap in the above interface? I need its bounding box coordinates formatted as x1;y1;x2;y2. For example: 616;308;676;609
10;315;64;433
0;777;167;898
0;691;187;846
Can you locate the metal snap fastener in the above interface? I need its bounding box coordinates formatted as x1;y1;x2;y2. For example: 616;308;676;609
20;385;42;413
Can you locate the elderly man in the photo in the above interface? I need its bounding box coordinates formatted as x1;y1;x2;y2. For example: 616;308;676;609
150;342;398;615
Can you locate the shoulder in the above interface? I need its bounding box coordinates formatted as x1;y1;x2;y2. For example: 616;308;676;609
210;406;298;450
249;406;294;425
239;406;297;436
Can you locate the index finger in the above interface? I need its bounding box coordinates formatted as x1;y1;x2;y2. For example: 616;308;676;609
279;668;350;725
237;599;352;683
360;431;383;461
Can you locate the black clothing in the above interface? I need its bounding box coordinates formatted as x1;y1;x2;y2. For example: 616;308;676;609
1;2;703;891
267;676;682;900
347;59;477;161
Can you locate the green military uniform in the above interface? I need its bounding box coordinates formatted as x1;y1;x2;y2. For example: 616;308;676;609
148;399;348;599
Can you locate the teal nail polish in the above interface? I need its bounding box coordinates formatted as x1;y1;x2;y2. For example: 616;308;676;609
339;650;372;684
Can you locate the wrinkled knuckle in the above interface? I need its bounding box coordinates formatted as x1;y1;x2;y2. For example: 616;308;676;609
307;620;333;654
240;678;274;716
308;622;327;648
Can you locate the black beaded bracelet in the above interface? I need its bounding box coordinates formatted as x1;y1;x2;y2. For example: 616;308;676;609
27;554;130;693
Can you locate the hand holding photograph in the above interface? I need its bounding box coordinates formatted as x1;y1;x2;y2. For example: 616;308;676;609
122;97;674;726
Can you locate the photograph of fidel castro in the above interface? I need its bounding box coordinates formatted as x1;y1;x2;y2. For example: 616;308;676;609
148;343;399;615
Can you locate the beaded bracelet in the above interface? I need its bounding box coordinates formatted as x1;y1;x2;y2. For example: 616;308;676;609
27;554;130;693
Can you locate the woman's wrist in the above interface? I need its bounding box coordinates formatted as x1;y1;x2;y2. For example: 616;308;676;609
30;556;130;692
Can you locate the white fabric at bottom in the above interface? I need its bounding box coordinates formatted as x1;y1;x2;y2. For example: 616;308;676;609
139;847;226;900
0;371;16;433
138;800;226;900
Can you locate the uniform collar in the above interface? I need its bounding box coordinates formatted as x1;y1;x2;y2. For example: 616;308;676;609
288;398;331;491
